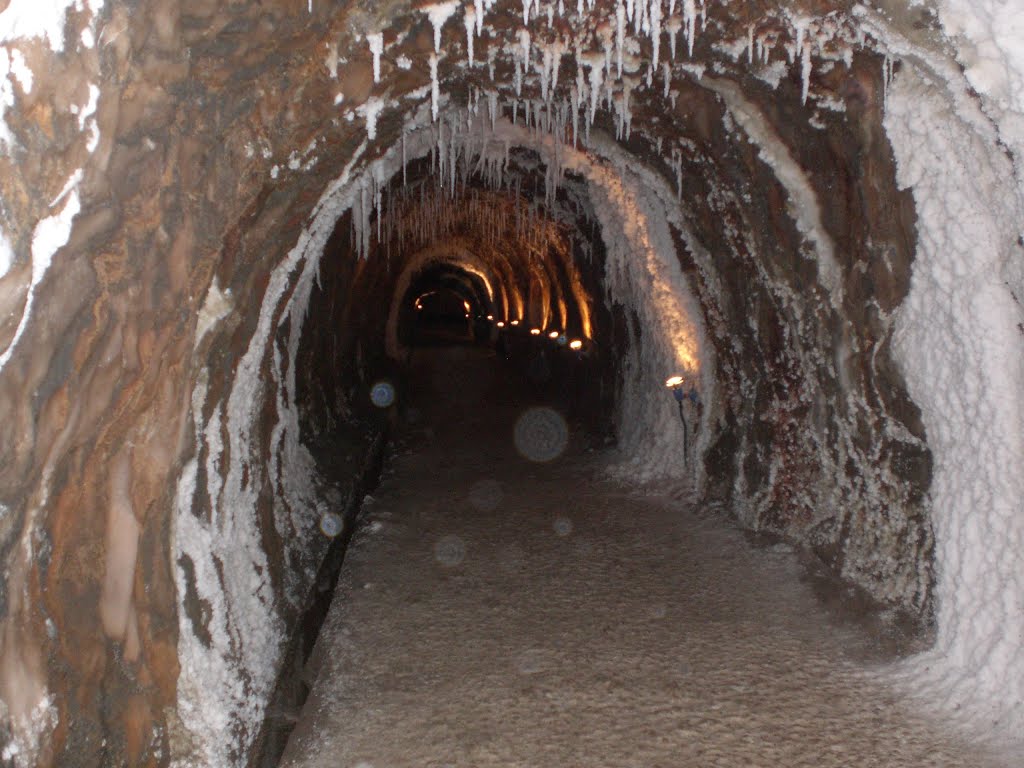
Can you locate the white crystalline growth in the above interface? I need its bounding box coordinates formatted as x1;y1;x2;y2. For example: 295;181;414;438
0;176;81;373
0;0;100;53
173;142;372;768
936;0;1024;117
367;32;384;83
885;65;1024;751
359;96;386;140
0;225;13;278
423;0;460;53
704;76;841;309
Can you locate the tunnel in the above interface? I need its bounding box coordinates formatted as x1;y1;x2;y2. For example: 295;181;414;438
0;0;1023;765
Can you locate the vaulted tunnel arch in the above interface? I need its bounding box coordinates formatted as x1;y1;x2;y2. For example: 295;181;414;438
0;0;1022;766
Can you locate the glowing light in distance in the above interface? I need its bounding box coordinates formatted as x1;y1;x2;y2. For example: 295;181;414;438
548;331;559;339
510;319;520;326
496;321;506;328
569;340;583;350
463;300;471;313
530;328;541;336
665;375;685;388
486;315;494;321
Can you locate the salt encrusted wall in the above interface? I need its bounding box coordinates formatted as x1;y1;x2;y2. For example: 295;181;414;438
1;0;1023;765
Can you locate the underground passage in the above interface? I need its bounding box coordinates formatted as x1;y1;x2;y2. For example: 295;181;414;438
1;0;1023;765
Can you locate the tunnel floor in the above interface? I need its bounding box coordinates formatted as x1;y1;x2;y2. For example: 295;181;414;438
279;348;1007;768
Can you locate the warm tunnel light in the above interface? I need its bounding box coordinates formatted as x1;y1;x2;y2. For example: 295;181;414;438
665;375;685;388
548;331;560;339
530;328;542;336
510;320;520;326
487;315;494;321
496;321;505;328
569;340;583;350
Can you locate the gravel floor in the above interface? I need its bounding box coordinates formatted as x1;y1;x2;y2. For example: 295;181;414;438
281;349;1008;768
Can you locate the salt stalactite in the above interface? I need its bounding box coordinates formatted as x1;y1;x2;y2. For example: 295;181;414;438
616;1;626;75
577;0;584;16
649;0;662;70
586;55;604;123
425;0;460;53
367;33;384;83
793;16;808;60
551;40;564;92
514;56;523;96
464;8;476;66
882;54;893;110
747;24;754;65
666;16;680;61
488;91;498;130
558;0;564;16
361;97;384;140
522;0;531;24
546;3;554;26
801;42;812;104
519;28;531;68
541;46;552;100
683;0;697;56
662;61;671;98
571;85;581;147
430;54;440;120
402;131;407;186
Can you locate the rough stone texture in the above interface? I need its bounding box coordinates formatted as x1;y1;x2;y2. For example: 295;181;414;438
0;0;962;765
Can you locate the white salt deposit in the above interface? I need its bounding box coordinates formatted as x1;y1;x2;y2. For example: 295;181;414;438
885;63;1024;752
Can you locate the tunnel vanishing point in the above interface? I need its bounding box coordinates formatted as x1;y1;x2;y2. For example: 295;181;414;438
0;0;1023;765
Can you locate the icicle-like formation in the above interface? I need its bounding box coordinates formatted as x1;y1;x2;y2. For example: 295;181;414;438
551;41;564;93
541;46;553;101
430;54;440;120
522;0;531;24
882;54;893;110
683;0;697;57
424;0;460;53
361;97;385;140
402;131;407;186
464;7;476;66
747;24;754;65
488;46;497;81
616;1;626;76
367;33;384;83
519;28;532;67
475;0;484;35
662;61;671;98
666;16;680;61
489;91;498;130
801;42;811;104
586;55;604;124
570;85;581;148
649;0;662;71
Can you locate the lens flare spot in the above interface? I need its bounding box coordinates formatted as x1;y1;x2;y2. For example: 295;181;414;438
434;534;466;566
514;406;569;463
469;479;504;511
370;380;396;408
319;512;344;538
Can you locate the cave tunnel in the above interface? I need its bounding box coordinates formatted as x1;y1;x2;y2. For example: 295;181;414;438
0;0;1023;766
